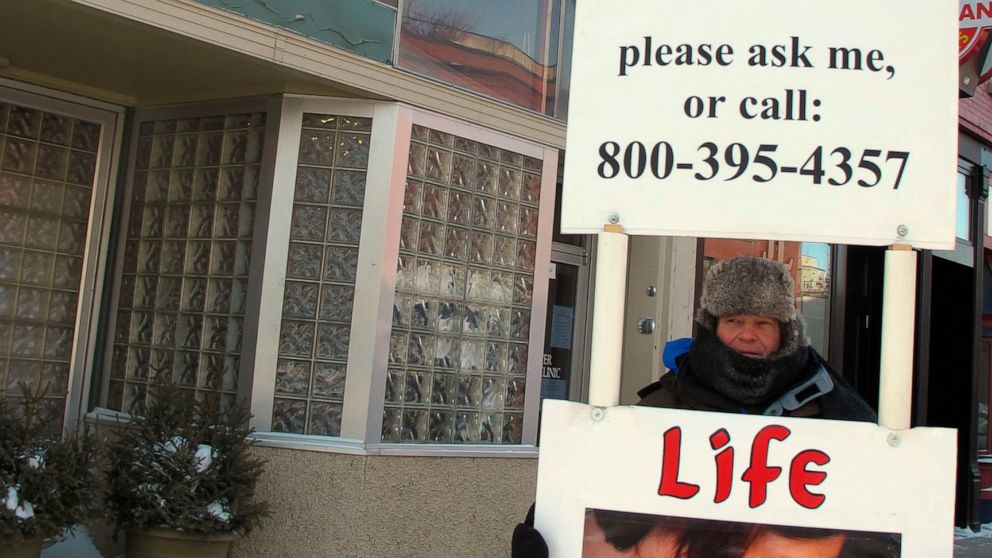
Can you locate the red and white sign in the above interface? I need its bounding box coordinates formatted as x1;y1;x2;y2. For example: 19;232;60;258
961;2;992;32
961;1;992;87
534;400;957;557
961;2;992;61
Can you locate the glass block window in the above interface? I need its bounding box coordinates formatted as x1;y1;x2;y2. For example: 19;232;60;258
0;102;101;429
271;114;371;435
383;124;542;444
108;113;265;414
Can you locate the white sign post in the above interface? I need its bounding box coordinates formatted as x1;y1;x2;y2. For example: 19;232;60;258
542;1;961;555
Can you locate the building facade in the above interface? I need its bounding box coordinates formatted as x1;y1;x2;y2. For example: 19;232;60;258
0;1;579;555
0;2;987;556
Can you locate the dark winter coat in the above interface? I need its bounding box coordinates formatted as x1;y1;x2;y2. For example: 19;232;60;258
511;327;878;558
637;326;877;422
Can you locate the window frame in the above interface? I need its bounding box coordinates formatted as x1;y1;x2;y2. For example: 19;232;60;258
91;96;279;421
235;96;555;455
369;107;557;452
241;96;384;444
935;159;978;267
979;336;991;457
92;95;557;455
0;78;125;434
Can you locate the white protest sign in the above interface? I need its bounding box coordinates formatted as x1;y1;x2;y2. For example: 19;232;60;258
535;400;956;557
561;1;958;249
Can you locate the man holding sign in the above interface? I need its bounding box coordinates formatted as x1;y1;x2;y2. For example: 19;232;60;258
513;256;876;557
524;1;957;555
637;256;874;422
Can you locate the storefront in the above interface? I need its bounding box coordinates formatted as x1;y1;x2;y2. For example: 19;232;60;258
1;2;987;555
0;1;579;554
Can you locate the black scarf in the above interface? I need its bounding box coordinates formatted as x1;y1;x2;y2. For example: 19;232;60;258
684;326;811;408
673;327;878;421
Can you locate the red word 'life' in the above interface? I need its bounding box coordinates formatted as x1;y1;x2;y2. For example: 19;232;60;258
657;425;830;509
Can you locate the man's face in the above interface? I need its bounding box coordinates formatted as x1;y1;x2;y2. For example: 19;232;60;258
715;314;781;358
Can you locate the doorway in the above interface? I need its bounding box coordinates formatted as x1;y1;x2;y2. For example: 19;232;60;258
540;244;590;408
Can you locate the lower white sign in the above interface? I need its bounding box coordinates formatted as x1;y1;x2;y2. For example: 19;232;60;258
535;400;956;557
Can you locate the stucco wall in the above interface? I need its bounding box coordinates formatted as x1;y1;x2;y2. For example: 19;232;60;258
232;446;538;557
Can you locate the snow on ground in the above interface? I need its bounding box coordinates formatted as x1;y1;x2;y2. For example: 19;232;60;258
41;525;103;558
955;522;992;539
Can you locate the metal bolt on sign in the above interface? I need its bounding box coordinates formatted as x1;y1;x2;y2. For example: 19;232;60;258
896;224;909;238
608;212;620;224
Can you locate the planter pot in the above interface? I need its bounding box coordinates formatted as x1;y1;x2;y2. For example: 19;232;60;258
0;536;43;558
126;528;237;558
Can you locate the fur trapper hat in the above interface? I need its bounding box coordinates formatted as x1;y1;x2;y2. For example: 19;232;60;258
696;256;807;355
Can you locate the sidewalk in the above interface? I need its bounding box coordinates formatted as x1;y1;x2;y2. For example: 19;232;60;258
955;524;992;557
42;527;103;558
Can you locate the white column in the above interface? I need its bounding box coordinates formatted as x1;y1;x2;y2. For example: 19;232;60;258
587;225;629;407
877;245;917;430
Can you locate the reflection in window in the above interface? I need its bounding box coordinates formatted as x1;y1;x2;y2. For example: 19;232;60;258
398;0;572;118
984;258;992;454
700;239;831;355
979;339;989;454
798;243;832;353
988;186;992;238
